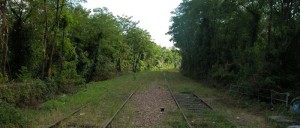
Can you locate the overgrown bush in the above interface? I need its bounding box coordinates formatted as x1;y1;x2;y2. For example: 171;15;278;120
17;66;33;83
0;101;28;127
0;80;60;108
0;73;7;84
54;61;85;93
0;85;19;105
211;65;237;86
0;62;86;108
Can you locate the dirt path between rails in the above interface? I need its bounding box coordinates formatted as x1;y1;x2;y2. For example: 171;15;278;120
131;80;176;127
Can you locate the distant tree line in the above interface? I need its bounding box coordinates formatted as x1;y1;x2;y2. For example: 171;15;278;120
168;0;300;93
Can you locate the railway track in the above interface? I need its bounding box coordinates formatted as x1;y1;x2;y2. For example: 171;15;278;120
48;102;92;128
48;87;139;128
102;87;138;128
48;72;213;128
164;72;213;128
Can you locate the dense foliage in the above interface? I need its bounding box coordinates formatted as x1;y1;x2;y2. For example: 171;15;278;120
0;0;181;107
168;0;300;93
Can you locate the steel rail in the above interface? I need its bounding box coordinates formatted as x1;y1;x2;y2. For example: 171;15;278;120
192;93;213;110
164;72;193;128
102;87;139;128
48;87;139;128
48;102;90;128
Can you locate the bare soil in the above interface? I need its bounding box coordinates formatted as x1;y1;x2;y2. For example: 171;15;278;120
132;84;175;127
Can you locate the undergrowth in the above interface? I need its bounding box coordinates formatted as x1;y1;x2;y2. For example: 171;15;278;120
0;101;28;127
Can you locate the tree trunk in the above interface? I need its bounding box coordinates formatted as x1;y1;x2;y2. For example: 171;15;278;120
42;0;48;78
268;0;273;46
250;12;260;46
132;54;137;72
0;0;8;79
117;58;122;72
47;0;65;79
60;29;65;70
87;33;102;81
133;52;142;72
60;0;66;71
47;0;60;79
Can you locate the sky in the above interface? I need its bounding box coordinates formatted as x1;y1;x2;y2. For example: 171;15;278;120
81;0;182;48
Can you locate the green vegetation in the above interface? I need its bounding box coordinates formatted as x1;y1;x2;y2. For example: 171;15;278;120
0;1;180;106
0;102;28;127
1;0;299;127
165;70;277;127
0;0;181;126
24;71;184;127
113;71;187;128
0;70;288;127
168;0;300;94
24;71;146;127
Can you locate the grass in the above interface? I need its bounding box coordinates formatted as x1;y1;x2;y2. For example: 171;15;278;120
16;70;294;127
112;71;187;128
23;71;146;127
164;70;279;128
22;71;186;127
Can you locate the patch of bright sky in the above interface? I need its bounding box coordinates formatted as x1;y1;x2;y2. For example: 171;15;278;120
81;0;181;48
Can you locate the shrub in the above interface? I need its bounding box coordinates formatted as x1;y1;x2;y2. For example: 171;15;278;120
0;85;19;105
0;101;28;127
211;65;237;86
55;61;85;85
54;61;85;93
17;67;33;83
0;73;7;84
0;80;56;108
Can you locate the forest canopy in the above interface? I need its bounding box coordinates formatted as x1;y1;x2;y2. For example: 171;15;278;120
0;0;181;108
168;0;300;93
0;0;180;82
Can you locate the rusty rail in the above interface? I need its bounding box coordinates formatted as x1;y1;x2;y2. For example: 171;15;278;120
102;87;139;128
164;72;193;128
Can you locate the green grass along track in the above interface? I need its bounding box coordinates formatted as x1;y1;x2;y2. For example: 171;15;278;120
20;71;275;127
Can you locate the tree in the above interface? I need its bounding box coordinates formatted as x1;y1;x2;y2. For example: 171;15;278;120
168;0;300;92
0;1;180;85
46;0;66;79
8;0;35;78
0;0;9;79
